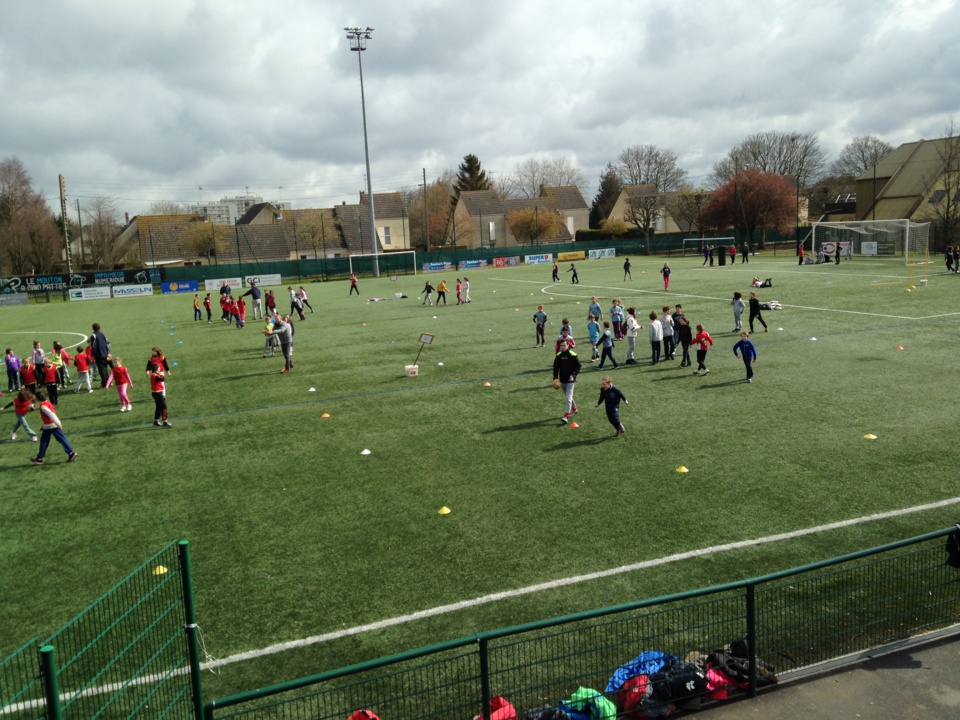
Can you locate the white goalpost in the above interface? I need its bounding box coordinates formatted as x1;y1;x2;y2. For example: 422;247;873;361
810;219;931;286
349;250;418;276
682;237;734;257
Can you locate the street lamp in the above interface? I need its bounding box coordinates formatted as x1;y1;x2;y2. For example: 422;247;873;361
345;26;380;277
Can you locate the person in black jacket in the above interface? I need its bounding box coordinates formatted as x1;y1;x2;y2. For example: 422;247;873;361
748;291;768;334
89;323;111;389
552;340;581;425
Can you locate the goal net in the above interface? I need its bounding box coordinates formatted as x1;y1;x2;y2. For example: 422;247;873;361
349;250;417;277
682;237;734;257
811;220;930;264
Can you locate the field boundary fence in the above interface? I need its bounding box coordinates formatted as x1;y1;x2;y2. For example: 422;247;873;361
0;540;203;720
204;526;960;720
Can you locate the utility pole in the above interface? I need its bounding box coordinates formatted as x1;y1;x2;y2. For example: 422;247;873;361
59;175;73;273
422;167;428;252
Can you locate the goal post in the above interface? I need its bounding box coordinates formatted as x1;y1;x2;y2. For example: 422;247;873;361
811;220;930;262
682;237;734;257
349;250;417;277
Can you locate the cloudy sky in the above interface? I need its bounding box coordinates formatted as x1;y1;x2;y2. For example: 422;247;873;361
2;0;958;219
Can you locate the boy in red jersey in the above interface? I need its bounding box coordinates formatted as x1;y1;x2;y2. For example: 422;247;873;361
1;388;38;441
20;359;38;395
149;358;172;428
31;390;77;464
203;293;213;323
693;323;714;375
73;348;93;393
235;297;246;328
42;360;60;405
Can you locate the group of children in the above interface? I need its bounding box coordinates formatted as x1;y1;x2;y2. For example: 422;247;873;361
421;278;470;306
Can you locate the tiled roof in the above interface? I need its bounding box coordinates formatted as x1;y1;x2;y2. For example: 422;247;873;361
334;204;383;254
359;192;408;220
459;190;506;216
136;214;202;264
623;184;658;198
541;186;588;211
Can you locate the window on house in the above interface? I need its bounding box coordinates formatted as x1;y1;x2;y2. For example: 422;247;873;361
928;190;946;204
381;226;391;245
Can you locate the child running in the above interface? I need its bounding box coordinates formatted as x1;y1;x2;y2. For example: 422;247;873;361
749;291;768;334
1;388;38;442
596;322;619;370
693;323;714;375
595;376;628;437
31;390;77;464
733;331;758;383
111;357;134;411
73;348;93;393
552;339;581;424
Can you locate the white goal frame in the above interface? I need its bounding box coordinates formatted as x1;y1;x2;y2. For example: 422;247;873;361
349;250;417;276
810;220;930;265
682;237;734;257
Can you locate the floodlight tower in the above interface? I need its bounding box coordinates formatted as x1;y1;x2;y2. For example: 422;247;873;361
345;26;380;277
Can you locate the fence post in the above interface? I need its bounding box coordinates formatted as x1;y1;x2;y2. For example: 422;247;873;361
745;583;757;698
179;541;205;720
479;637;491;720
39;645;63;720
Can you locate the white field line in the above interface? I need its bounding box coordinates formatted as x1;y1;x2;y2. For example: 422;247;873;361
6;495;956;714
491;279;960;321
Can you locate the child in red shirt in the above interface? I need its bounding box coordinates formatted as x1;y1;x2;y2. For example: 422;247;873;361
149;356;172;428
235;298;246;329
42;360;60;405
31;390;77;464
1;388;38;441
203;293;213;323
693;323;714;375
73;349;92;393
111;357;134;412
20;360;38;394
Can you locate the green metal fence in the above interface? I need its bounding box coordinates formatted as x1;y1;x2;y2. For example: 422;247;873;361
204;526;960;720
0;540;203;720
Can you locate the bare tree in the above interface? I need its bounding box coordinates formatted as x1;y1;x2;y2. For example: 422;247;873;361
917;120;960;248
292;209;335;259
504;206;564;244
504;157;588;199
830;135;894;179
0;156;61;274
665;185;712;236
711;131;827;190
617;145;687;252
408;171;473;249
83;196;125;269
148;200;189;215
180;220;229;263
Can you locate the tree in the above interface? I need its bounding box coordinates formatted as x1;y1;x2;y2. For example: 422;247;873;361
589;163;623;228
148;200;189;215
292;210;334;259
504;157;587;199
504;206;564;245
711;131;827;190
0;156;62;274
830;135;894;179
83;196;126;269
917;121;960;248
451;154;492;208
407;170;473;250
700;169;795;247
665;186;712;236
599;217;630;239
180;219;229;263
617;145;687;251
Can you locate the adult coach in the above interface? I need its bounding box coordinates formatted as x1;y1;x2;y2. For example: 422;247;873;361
241;281;263;320
89;323;111;389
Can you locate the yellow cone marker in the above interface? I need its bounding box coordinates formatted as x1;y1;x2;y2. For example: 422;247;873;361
515;308;519;311
676;466;689;473
864;434;877;440
438;506;451;515
153;565;169;576
321;413;330;418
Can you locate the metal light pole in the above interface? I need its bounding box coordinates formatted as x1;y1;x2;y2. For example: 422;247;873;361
346;26;380;277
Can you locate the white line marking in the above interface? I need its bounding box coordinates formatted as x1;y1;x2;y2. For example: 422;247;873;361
204;496;960;670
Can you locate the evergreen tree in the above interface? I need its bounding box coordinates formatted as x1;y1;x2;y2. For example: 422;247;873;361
451;154;492;207
589;163;623;228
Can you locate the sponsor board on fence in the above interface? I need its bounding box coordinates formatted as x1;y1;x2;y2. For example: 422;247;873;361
861;241;878;256
557;251;585;262
821;241;853;256
457;259;488;270
161;281;200;294
1;268;161;293
525;254;553;265
492;256;521;268
244;274;282;286
0;293;28;306
69;287;112;301
421;262;454;273
588;248;616;260
204;278;243;291
113;284;154;298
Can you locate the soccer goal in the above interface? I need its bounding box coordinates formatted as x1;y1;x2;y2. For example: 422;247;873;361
349;250;417;277
811;220;930;262
682;237;734;257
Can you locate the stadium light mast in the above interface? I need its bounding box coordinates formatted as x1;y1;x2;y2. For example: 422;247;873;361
345;26;380;277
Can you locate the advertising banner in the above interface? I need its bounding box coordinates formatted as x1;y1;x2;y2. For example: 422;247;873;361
588;248;616;260
205;278;243;291
113;284;154;298
457;259;488;270
161;281;200;294
69;287;111;301
492;256;521;268
557;251;585;262
525;254;553;265
244;273;282;286
421;262;454;273
0;293;28;306
1;268;160;294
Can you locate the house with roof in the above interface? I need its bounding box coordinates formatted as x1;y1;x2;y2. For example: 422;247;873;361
606;184;697;234
453;186;589;248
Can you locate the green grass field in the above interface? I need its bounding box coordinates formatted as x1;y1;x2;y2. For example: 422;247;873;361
2;254;958;699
